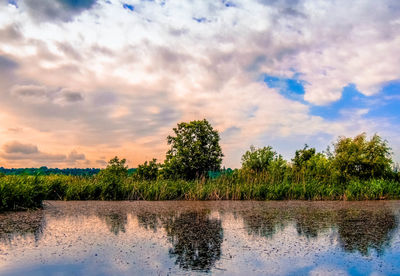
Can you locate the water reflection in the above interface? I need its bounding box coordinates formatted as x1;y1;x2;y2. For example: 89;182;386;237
163;211;223;272
337;209;397;255
97;211;128;235
240;204;397;256
294;209;335;238
1;201;400;275
241;210;286;238
136;212;161;233
0;210;45;242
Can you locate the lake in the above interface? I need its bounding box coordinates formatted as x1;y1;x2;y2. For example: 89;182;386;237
1;201;400;275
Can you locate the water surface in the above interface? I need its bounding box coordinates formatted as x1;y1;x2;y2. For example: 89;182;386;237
1;201;400;275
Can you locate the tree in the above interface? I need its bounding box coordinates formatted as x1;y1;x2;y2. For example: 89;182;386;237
136;158;160;180
241;145;280;172
163;119;223;180
97;156;128;200
292;144;316;169
332;133;392;181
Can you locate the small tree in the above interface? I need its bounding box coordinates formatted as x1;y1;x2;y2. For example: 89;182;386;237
163;119;223;180
136;158;160;180
332;133;392;182
241;145;279;173
97;156;128;200
292;144;316;169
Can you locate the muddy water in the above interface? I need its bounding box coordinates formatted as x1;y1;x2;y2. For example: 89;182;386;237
1;201;400;275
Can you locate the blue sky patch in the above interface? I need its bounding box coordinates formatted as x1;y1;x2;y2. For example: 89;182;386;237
261;73;400;126
59;0;97;10
8;0;18;7
310;82;400;122
193;17;207;23
262;74;306;102
310;84;366;120
365;81;400;122
122;3;134;11
222;0;236;7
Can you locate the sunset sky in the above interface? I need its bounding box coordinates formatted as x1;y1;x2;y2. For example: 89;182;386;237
0;0;399;168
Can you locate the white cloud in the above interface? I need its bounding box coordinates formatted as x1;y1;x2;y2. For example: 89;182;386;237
0;0;399;167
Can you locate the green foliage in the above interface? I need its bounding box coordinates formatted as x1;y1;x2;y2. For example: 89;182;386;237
292;144;316;168
0;167;100;176
241;145;280;173
136;159;160;180
1;132;400;211
332;133;392;182
96;156;128;200
163;119;223;180
0;176;45;210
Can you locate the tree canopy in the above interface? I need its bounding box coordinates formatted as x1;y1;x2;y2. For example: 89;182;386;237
136;158;160;180
241;145;281;173
332;133;392;181
163;119;223;180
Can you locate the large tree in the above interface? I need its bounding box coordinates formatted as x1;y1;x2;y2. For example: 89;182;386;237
163;119;223;180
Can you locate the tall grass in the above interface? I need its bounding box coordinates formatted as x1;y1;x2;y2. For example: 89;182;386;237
1;170;400;211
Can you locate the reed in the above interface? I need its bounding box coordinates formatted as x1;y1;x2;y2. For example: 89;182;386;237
1;171;400;211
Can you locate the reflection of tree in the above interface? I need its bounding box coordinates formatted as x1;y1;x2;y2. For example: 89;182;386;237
295;210;335;238
241;210;286;238
240;205;397;257
337;209;397;255
163;211;223;272
0;210;45;242
137;212;161;232
98;211;127;235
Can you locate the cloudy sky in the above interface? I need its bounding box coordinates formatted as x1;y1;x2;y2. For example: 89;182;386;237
0;0;399;168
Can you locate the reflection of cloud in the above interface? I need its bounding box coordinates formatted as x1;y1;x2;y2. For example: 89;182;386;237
309;266;349;276
1;202;400;275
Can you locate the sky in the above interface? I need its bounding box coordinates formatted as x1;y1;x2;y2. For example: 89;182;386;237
0;0;399;168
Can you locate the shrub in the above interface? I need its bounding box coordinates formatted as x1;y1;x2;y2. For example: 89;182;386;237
136;159;160;180
97;157;128;200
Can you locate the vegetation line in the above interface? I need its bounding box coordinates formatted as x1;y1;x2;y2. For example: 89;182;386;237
1;119;399;211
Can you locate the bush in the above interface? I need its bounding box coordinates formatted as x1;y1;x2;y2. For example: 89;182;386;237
97;156;128;200
241;145;279;173
332;133;392;182
136;159;160;180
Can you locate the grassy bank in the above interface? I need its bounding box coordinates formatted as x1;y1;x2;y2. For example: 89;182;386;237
1;172;400;211
2;126;399;211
